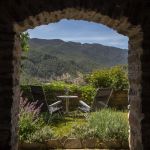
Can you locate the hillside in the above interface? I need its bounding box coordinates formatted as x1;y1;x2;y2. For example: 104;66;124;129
22;38;128;79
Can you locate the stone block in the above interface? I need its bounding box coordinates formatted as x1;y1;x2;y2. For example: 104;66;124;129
82;138;99;148
18;142;47;150
64;138;82;149
47;139;62;149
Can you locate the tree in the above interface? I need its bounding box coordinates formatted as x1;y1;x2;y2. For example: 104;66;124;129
20;32;30;74
20;32;29;52
86;65;129;90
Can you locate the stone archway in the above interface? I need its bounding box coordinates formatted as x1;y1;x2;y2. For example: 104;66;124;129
0;0;149;150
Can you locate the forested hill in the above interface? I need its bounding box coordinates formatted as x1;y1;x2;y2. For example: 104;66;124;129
22;38;128;79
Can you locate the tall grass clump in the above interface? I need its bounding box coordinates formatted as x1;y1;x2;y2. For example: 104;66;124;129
88;109;128;142
71;109;128;143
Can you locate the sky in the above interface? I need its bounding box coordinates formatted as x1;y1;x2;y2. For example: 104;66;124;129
27;19;128;49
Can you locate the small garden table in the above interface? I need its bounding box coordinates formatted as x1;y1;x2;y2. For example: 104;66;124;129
57;95;78;113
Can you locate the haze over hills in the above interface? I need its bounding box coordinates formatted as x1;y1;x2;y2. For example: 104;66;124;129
22;38;128;79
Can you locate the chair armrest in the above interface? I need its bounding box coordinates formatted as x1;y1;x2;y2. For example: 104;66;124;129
79;100;90;109
49;100;62;107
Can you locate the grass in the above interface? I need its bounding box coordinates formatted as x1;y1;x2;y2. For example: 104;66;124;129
19;105;128;143
51;116;87;138
49;109;128;142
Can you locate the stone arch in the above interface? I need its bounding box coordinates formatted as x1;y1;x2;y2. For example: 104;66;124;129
0;0;149;150
15;10;143;149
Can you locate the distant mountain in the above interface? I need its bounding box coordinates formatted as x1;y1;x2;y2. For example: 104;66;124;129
22;38;128;79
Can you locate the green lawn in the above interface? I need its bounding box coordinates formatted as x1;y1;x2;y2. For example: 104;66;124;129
52;116;87;137
19;108;128;143
50;110;128;140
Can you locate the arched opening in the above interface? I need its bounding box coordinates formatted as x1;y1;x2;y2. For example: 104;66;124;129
15;11;142;149
0;1;147;150
21;19;129;83
19;19;129;149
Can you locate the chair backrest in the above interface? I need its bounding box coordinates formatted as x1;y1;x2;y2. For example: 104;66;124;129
92;88;113;111
30;85;49;112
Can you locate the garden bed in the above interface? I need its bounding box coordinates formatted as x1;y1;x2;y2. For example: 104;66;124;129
19;97;129;150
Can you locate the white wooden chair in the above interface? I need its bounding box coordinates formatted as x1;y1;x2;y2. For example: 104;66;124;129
78;88;113;115
30;85;63;115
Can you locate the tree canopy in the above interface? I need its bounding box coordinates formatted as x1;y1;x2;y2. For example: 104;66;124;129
20;32;29;52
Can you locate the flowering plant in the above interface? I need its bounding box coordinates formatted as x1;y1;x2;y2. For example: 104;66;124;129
19;97;44;142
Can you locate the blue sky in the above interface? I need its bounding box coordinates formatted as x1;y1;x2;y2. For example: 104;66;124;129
28;19;128;49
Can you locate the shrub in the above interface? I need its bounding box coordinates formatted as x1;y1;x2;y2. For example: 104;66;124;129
109;66;128;90
71;123;96;139
44;81;79;92
86;68;112;88
88;109;129;142
43;81;79;104
86;65;128;90
79;85;96;105
43;81;96;104
19;97;44;142
28;126;54;142
19;97;54;142
21;82;97;106
71;109;129;143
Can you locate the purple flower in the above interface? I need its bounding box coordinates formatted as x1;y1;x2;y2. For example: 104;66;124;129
19;97;43;119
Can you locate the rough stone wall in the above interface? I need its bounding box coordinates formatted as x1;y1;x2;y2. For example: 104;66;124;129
128;29;143;150
0;27;21;149
11;34;22;150
0;0;149;150
141;6;150;148
0;29;13;150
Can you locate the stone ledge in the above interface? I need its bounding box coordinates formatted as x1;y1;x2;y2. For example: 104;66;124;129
19;138;129;150
19;142;47;150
